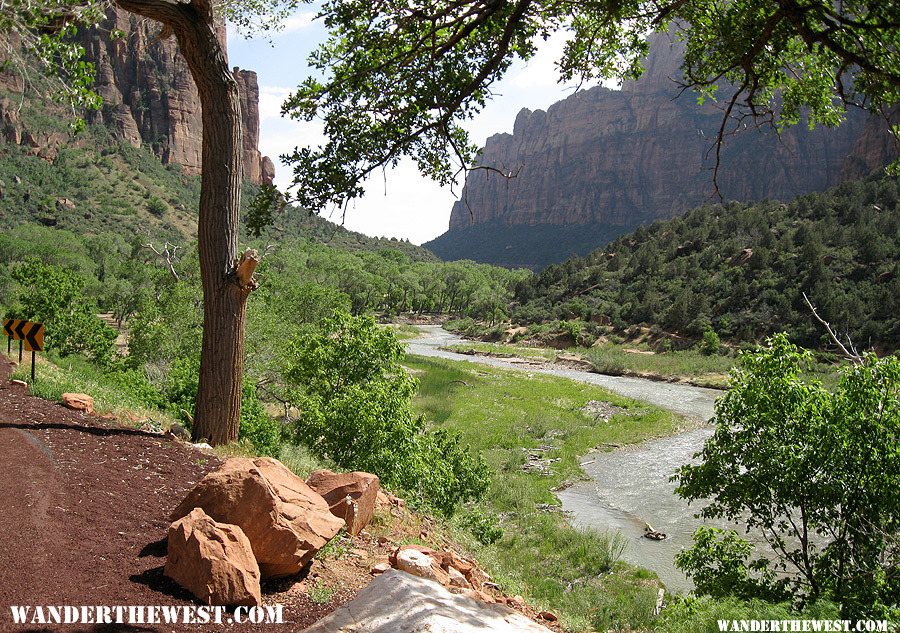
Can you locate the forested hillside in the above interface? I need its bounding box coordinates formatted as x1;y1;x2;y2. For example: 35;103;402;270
513;175;900;352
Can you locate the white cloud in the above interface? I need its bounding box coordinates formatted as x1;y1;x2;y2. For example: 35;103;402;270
258;86;293;121
509;32;568;91
278;11;318;35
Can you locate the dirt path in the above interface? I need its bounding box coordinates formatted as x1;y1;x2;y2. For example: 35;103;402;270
0;356;349;631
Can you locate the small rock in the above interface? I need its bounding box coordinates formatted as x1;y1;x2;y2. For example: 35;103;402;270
306;469;380;536
463;588;496;604
509;595;526;609
392;547;450;586
538;610;558;622
191;442;213;451
448;566;470;588
164;508;261;607
61;393;94;414
370;562;391;575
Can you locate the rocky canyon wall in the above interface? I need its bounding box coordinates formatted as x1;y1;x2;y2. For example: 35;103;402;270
431;35;897;267
79;9;271;184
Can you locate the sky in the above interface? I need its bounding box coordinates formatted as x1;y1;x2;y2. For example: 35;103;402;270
226;11;605;245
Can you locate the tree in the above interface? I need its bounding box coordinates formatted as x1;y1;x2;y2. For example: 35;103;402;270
10;0;900;446
285;0;900;208
281;311;490;514
674;334;899;618
102;0;268;444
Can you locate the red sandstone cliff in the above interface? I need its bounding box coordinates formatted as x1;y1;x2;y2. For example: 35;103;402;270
447;35;898;232
79;8;271;184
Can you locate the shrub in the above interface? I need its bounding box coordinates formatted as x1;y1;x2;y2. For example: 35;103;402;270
8;258;116;364
700;327;721;355
282;311;490;515
146;197;167;217
675;334;900;618
162;355;282;454
458;507;503;545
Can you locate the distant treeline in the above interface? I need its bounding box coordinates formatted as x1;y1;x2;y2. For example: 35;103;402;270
512;175;900;352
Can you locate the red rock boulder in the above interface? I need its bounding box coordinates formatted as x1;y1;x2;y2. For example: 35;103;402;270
170;457;344;578
61;393;94;414
306;470;380;536
164;508;261;607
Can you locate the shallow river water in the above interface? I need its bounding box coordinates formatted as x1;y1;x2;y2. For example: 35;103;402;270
406;326;724;591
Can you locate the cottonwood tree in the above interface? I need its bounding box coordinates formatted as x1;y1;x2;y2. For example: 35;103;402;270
8;0;900;445
673;334;899;618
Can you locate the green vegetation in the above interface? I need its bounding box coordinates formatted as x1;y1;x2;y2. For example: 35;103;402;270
10;352;169;422
442;341;558;361
406;354;681;630
655;596;841;633
580;344;734;388
424;220;637;271
441;333;734;388
283;312;490;515
8;258;116;364
513;175;900;352
675;335;900;619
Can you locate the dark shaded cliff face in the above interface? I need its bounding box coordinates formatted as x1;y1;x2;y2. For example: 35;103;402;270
434;35;897;267
79;8;270;184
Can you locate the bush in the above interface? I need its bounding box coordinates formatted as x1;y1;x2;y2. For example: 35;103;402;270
146;197;167;217
8;258;116;364
655;596;841;633
458;507;503;545
675;334;900;618
282;311;490;515
162;355;282;455
700;327;721;355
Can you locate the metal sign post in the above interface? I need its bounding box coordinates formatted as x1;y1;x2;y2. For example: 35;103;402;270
3;319;45;381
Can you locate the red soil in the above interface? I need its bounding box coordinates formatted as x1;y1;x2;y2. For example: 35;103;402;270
0;355;352;632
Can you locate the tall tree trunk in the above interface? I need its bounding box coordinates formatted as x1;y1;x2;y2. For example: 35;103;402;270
116;0;254;445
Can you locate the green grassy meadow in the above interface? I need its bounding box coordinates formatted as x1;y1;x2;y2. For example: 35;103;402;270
406;353;687;631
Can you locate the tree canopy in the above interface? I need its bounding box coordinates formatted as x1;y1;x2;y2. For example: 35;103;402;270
286;0;900;209
674;334;900;619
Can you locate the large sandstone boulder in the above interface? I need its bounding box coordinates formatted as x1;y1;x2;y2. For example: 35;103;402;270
61;393;94;414
164;508;261;607
301;569;553;633
171;457;344;578
306;470;380;536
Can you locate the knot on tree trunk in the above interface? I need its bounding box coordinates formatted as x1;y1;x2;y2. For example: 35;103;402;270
232;248;260;293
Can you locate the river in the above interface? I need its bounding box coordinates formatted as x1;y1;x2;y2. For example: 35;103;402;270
406;325;724;591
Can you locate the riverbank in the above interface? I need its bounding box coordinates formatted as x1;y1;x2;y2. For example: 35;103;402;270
404;325;733;615
405;348;695;631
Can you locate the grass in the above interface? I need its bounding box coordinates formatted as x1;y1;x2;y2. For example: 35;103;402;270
383;323;423;340
406;353;684;631
443;341;558;361
442;337;735;388
578;343;735;388
6;351;178;427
